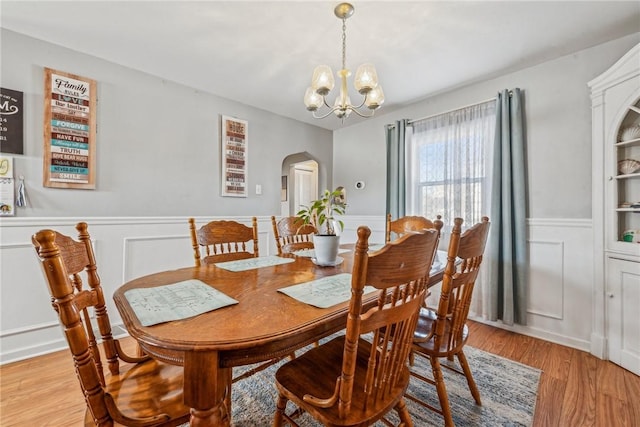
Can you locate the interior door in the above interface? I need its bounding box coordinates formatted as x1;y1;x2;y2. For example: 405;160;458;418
294;163;317;214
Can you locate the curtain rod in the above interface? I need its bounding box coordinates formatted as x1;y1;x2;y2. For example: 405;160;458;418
386;91;513;129
407;96;497;125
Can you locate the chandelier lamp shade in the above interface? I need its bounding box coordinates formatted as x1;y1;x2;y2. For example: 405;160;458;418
303;2;384;121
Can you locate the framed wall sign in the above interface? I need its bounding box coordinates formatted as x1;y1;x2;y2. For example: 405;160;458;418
220;115;248;197
0;87;24;155
0;155;15;216
43;68;97;189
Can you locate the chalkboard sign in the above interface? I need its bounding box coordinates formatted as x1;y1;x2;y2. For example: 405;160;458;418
0;87;24;155
43;68;97;189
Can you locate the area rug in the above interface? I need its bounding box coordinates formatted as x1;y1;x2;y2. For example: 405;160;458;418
185;337;541;427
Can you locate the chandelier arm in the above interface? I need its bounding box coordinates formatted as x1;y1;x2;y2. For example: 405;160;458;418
312;107;342;120
351;96;367;110
348;107;376;118
341;95;373;117
315;93;373;119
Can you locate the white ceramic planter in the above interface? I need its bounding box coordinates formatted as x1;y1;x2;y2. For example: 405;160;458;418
313;234;341;265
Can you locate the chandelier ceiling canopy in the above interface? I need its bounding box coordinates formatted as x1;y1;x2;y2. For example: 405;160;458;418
303;2;384;122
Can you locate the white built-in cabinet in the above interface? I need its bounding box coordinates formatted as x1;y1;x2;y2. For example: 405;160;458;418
590;43;640;375
606;258;640;373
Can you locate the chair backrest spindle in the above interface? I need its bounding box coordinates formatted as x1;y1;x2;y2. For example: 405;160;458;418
189;217;259;266
271;215;317;255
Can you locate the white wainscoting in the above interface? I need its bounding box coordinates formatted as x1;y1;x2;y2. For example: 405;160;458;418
0;216;593;364
0;216;277;364
470;218;594;352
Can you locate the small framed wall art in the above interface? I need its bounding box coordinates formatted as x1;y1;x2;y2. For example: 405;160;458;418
43;68;97;189
220;115;248;197
0;87;24;155
0;155;15;216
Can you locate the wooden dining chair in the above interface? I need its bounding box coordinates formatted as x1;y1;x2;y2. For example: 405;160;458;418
273;225;441;427
189;217;259;266
271;215;317;255
406;216;490;427
386;213;444;242
32;223;190;427
189;217;294;397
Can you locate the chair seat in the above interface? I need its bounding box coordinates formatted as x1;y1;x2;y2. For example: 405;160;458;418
275;336;410;427
86;359;189;427
413;307;469;357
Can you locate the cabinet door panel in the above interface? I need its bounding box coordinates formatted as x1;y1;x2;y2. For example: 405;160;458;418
607;257;640;375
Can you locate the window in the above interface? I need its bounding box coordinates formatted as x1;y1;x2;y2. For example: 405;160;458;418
407;101;496;228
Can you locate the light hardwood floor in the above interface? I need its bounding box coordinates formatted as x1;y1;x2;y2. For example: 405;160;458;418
1;321;638;426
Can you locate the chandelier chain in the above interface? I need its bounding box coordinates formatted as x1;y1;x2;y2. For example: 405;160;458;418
341;17;347;70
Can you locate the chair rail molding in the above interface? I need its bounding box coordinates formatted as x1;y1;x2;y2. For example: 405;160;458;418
1;215;593;363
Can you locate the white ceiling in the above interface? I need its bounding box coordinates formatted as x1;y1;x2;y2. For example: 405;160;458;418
2;1;639;131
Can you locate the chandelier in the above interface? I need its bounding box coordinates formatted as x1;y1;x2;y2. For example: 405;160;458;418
303;2;384;121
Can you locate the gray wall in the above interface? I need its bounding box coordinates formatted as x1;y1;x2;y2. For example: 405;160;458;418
333;33;640;218
0;29;332;217
3;28;640;220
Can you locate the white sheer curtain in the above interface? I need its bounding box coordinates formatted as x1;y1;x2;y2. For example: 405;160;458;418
407;101;496;228
407;100;496;318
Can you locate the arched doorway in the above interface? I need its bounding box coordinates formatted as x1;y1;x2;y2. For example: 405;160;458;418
280;153;319;217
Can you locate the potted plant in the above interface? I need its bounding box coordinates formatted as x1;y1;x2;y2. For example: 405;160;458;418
296;187;346;265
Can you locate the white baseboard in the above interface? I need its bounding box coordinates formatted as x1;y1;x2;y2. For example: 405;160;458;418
590;332;607;358
469;316;592;353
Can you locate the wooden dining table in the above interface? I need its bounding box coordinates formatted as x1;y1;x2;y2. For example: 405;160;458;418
113;246;447;427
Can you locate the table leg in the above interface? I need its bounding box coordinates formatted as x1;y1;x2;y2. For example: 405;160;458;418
184;350;231;427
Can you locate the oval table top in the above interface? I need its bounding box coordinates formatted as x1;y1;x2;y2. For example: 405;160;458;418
114;254;359;363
